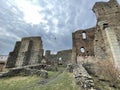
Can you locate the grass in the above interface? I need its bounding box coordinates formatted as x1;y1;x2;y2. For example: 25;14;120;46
33;71;80;90
0;70;80;90
0;76;41;90
48;71;60;78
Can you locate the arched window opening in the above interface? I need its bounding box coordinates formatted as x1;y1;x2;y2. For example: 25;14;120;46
82;32;86;39
80;47;85;53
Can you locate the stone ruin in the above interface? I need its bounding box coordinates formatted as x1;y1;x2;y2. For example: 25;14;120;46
45;50;72;65
73;64;95;90
72;0;120;69
6;36;44;68
2;36;72;78
6;36;72;69
1;0;120;89
72;27;95;64
72;1;120;89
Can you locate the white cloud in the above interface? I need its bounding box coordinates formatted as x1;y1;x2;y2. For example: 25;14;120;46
13;0;45;25
52;18;58;26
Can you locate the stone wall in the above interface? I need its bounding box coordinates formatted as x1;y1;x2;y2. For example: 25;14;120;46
6;41;21;68
0;65;48;78
73;64;95;90
45;49;72;65
6;36;43;68
93;0;120;26
94;24;107;60
93;0;120;67
0;62;5;72
115;26;120;46
45;50;57;64
72;28;95;64
57;50;72;64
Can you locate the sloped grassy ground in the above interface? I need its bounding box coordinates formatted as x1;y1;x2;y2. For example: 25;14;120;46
0;70;80;90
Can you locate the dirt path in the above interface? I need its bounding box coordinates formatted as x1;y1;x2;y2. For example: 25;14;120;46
38;70;64;85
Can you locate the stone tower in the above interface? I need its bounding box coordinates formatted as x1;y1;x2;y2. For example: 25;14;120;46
6;36;44;68
93;0;120;68
72;0;120;69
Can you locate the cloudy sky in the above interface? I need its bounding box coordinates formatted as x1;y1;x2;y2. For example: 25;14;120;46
0;0;120;55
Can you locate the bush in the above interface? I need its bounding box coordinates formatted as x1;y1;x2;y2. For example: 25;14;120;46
96;60;120;87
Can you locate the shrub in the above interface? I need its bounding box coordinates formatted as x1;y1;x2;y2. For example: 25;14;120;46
96;60;120;87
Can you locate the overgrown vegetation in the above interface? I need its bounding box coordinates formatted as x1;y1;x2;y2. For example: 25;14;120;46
94;60;120;90
0;70;80;90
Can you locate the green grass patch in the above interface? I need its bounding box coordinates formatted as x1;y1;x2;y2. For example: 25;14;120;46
48;71;60;78
0;71;80;90
33;71;80;90
0;76;41;90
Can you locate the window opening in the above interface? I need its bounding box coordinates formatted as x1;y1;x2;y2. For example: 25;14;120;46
80;47;85;53
82;32;86;39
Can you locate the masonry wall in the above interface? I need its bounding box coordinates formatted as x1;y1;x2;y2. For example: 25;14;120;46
93;0;120;26
94;25;107;60
57;50;72;64
115;27;120;46
72;28;95;64
45;49;72;65
27;37;43;65
93;0;120;67
6;37;43;68
45;50;57;64
6;41;21;68
73;28;95;56
16;37;43;67
0;62;5;72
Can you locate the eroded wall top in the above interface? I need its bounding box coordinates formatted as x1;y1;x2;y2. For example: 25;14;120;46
93;0;120;26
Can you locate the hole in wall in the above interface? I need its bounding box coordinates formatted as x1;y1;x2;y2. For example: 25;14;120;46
95;40;98;42
80;47;85;53
103;23;109;29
